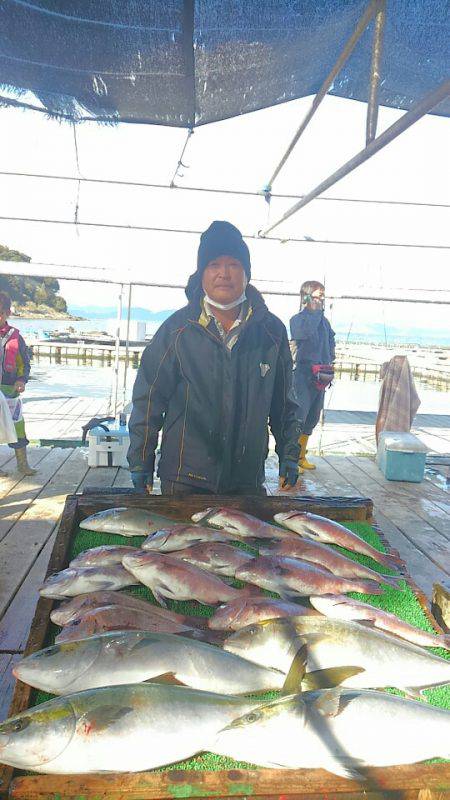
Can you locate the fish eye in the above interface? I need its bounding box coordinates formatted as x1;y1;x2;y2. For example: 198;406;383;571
245;712;260;723
3;717;31;734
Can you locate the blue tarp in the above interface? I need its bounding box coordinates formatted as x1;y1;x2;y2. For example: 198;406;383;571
0;1;448;125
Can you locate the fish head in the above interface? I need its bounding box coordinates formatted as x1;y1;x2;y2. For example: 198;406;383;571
224;618;298;671
191;508;215;524
209;600;246;630
141;530;171;551
274;511;307;524
0;698;76;770
80;507;128;532
121;551;160;575
39;569;78;598
309;595;356;618
214;694;306;761
13;638;102;694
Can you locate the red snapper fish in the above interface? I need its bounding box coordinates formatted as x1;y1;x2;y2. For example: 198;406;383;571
274;511;403;572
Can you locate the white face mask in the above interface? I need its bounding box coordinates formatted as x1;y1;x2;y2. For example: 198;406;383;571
204;275;248;311
204;290;247;311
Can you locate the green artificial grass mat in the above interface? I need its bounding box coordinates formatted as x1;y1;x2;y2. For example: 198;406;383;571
27;519;449;774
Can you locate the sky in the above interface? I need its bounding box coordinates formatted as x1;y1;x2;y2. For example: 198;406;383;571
0;91;449;337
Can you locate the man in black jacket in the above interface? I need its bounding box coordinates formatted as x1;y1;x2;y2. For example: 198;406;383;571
128;220;300;495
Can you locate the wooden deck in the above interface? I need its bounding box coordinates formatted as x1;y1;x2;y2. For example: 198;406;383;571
0;441;448;724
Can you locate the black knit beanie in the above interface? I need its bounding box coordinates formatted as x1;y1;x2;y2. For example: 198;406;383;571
186;221;251;300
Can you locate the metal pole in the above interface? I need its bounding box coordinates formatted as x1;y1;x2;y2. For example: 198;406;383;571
260;79;450;236
110;283;123;418
122;283;133;411
366;0;386;144
265;0;378;190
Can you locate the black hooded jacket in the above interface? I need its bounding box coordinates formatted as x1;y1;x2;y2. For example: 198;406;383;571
128;285;300;492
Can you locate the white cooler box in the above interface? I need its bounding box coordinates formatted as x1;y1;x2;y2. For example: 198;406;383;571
376;431;428;483
88;423;130;468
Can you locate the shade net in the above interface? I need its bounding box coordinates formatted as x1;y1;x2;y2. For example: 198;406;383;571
0;0;449;125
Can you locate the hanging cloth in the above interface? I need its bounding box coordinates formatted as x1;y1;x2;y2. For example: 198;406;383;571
375;355;420;443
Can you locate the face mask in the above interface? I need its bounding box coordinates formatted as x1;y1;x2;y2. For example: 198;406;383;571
204;275;248;311
204;291;247;311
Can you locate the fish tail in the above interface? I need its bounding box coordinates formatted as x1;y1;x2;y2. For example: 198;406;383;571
381;575;404;590
179;628;226;646
377;551;405;571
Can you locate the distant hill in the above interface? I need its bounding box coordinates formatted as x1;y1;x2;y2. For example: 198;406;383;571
68;305;175;322
0;244;70;317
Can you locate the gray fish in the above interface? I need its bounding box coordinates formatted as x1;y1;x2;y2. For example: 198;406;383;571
212;688;450;777
209;597;319;631
224;615;450;693
70;545;138;569
310;594;450;651
39;565;138;599
0;683;262;774
13;630;293;696
142;524;238;552
122;551;255;606
80;507;180;537
176;542;256;577
235;555;384;599
259;538;402;590
191;507;292;540
274;511;403;572
50;591;207;629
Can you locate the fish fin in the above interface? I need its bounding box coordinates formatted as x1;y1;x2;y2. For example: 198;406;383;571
312;687;346;717
79;705;134;733
302;666;365;691
324;758;367;781
145;672;187;687
403;687;428;702
282;643;307;693
151;588;168;607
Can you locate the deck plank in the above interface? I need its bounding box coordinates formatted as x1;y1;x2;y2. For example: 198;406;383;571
349;456;450;541
0;447;53;504
0;653;21;722
0;534;56;652
0;448;68;541
0;449;90;618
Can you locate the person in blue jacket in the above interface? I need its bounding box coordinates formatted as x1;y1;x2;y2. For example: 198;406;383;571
128;221;301;495
289;280;335;472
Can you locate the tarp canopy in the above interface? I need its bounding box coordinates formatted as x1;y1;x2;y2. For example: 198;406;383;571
0;0;449;125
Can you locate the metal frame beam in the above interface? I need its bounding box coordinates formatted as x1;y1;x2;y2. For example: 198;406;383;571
366;0;386;144
265;0;379;191
260;79;450;237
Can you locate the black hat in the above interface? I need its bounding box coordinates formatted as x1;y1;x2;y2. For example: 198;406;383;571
186;221;251;299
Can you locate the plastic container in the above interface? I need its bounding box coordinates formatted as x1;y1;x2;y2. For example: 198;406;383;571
376;431;428;483
87;422;130;468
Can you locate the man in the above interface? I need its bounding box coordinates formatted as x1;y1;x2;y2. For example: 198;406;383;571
289;280;335;472
0;291;36;475
128;220;300;495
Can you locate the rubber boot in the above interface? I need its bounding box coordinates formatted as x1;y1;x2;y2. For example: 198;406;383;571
15;447;37;476
299;434;316;470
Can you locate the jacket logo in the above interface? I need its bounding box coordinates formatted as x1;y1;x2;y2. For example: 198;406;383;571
260;363;270;377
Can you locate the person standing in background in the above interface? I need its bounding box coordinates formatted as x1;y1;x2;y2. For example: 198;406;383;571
0;291;36;475
289;281;335;473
